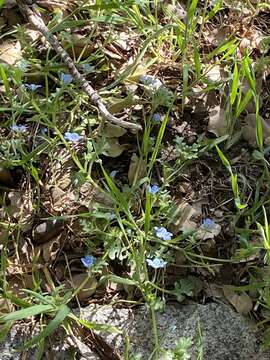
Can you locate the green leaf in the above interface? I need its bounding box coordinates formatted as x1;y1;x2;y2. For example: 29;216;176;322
78;319;122;334
0;65;10;94
231;173;238;198
0;304;54;323
256;112;263;150
18;304;70;350
193;43;201;78
215;146;231;170
101;274;137;287
230;62;239;105
236;88;253;118
207;39;238;60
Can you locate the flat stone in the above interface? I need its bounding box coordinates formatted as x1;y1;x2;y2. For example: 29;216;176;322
77;302;269;360
1;302;269;359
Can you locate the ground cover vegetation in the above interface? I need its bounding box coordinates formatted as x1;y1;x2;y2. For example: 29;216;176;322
0;0;270;359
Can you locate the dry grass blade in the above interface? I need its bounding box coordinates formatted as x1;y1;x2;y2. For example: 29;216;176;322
17;1;142;132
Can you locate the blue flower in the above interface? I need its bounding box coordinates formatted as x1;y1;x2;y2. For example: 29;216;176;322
23;84;42;91
81;255;96;268
110;170;118;178
152;113;162;122
64;132;83;142
139;75;162;89
60;73;73;84
10;124;27;132
201;218;216;230
154;226;173;241
80;63;95;73
147;184;160;195
41;127;48;135
146;257;167;269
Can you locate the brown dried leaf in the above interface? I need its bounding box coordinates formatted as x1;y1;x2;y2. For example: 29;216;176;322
169;201;201;234
0;41;22;66
41;238;60;262
103;123;127;138
70;273;97;301
223;286;253;315
102;138;125;158
128;153;147;185
208;106;227;136
242;114;270;147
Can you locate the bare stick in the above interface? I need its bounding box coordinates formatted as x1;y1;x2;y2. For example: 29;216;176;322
17;1;142;132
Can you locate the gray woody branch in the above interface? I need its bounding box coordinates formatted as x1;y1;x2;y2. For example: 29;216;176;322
17;1;142;132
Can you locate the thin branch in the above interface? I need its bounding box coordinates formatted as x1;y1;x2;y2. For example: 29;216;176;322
17;1;142;132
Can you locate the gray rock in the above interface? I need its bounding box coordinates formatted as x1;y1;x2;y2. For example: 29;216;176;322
1;302;269;360
78;302;269;360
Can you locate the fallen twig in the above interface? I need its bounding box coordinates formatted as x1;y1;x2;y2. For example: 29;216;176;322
17;1;142;132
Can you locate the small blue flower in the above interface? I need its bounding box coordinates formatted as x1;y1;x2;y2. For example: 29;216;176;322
64;132;83;142
81;255;96;268
152;113;162;122
23;84;42;91
146;257;167;269
202;218;216;230
80;63;95;73
41;127;48;135
110;170;118;178
60;73;73;84
10;124;27;132
154;226;173;241
139;75;163;90
147;184;160;195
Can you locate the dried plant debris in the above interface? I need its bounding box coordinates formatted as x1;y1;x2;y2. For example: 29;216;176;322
1;1;270;358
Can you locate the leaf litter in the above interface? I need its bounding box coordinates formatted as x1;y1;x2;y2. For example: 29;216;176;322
0;0;270;358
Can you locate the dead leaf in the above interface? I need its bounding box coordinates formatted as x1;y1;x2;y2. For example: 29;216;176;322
0;167;13;187
102;137;125;158
128;153;147;185
223;286;253;315
208;106;227;136
41;238;60;262
63;33;94;58
197;221;221;240
207;27;228;47
241;77;262;114
70;273;97;301
205;65;223;83
242;113;270;147
0;41;22;66
0;297;13;315
108;94;141;114
169;201;201;234
103;123;127;138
